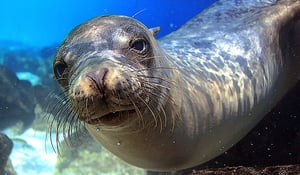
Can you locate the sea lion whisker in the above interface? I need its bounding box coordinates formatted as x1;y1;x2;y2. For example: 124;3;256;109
133;55;166;62
131;9;146;18
45;92;68;117
126;55;177;72
118;88;145;128
127;94;145;129
159;102;168;129
141;84;172;104
141;80;171;91
140;92;165;131
62;108;77;141
49;98;75;153
56;101;72;126
47;128;57;154
61;107;81;150
71;110;84;137
136;94;159;128
139;80;172;100
44;90;64;105
146;95;167;132
116;93;124;121
46;97;69;153
135;66;178;72
66;111;81;146
55;126;61;155
131;55;166;66
47;118;58;153
140;83;166;97
48;99;67;133
137;74;176;87
54;77;68;82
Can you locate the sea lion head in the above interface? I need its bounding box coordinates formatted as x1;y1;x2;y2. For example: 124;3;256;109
53;15;171;129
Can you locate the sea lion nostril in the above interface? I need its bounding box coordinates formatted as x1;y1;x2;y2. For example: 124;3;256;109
86;68;109;95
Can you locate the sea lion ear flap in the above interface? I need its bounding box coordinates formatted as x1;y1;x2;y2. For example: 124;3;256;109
149;26;160;36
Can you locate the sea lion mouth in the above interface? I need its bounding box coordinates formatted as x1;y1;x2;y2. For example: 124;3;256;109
85;110;137;125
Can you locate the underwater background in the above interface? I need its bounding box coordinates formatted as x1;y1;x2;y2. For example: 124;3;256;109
0;0;217;175
2;0;300;175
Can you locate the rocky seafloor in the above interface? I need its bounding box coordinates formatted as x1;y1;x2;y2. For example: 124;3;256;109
0;41;300;175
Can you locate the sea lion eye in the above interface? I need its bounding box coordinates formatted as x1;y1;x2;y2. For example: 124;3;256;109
130;39;148;54
54;62;67;79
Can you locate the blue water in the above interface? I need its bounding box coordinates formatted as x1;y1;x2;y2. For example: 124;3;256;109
0;0;217;48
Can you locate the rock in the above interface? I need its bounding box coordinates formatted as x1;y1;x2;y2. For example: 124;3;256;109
0;133;13;174
0;42;56;87
3;159;17;175
0;65;35;133
188;164;300;175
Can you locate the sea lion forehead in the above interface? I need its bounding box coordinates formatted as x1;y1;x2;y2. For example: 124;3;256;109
68;15;151;41
93;15;149;29
55;15;153;64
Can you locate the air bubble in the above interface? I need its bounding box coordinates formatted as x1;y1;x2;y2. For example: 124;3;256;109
265;126;268;130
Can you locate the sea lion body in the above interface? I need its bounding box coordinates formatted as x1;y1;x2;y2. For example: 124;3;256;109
53;0;300;172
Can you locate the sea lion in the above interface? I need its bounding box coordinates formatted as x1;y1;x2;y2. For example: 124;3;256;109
51;0;300;172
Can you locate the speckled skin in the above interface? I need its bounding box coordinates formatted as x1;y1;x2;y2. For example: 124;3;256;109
53;0;300;172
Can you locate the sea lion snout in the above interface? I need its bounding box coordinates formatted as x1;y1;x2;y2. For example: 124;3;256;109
86;68;108;96
82;63;140;99
68;60;146;125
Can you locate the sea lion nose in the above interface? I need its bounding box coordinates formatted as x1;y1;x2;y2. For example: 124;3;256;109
86;68;109;95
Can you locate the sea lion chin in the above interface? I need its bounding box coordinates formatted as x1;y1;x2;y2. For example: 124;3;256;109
52;0;300;172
